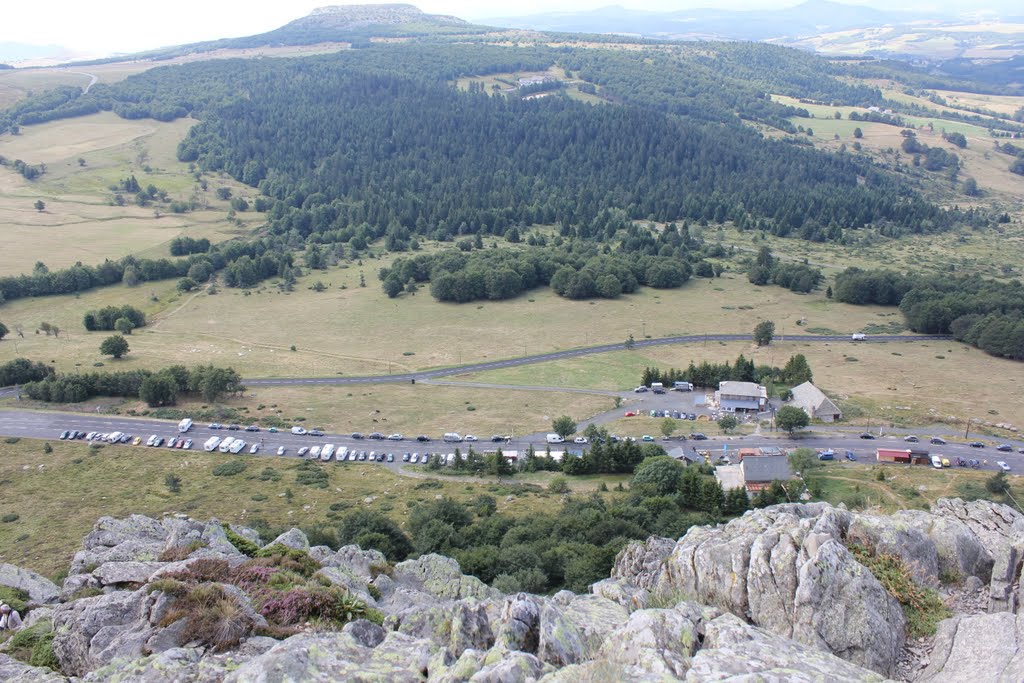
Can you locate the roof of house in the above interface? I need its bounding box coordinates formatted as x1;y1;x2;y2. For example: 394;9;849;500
789;381;841;417
741;455;792;482
717;381;762;397
668;447;699;463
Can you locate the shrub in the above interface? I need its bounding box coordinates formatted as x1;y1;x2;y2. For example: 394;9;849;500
212;460;247;477
1;513;20;523
0;585;31;613
164;558;232;584
161;583;257;652
849;543;951;638
158;540;207;562
259;586;366;627
8;620;58;670
222;524;260;557
294;461;329;488
253;545;321;577
548;476;571;494
229;563;280;592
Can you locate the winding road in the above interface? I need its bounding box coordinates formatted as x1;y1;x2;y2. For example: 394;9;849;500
242;333;947;388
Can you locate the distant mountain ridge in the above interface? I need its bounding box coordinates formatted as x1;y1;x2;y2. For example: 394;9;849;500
484;0;926;42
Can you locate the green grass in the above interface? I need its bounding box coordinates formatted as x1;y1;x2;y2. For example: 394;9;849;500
0;438;615;578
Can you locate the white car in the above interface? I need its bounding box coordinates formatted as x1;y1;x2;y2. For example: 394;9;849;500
250;444;260;454
464;434;478;442
297;447;309;457
183;439;193;449
998;461;1011;472
574;437;589;444
411;453;419;463
387;433;404;441
277;446;286;456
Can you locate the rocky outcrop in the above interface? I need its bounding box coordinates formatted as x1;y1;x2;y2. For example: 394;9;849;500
8;501;1024;681
223;630;433;682
0;653;68;682
637;503;905;675
686;613;889;682
0;563;60;604
917;612;1024;682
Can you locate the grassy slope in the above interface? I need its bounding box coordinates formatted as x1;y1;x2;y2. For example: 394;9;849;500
0;112;252;275
0;438;589;578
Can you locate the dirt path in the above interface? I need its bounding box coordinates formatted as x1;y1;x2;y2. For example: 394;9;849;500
822;473;908;509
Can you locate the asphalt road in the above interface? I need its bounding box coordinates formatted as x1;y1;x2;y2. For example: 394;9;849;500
1;409;1021;476
242;334;947;387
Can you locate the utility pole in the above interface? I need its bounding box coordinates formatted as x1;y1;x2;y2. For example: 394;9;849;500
964;418;972;439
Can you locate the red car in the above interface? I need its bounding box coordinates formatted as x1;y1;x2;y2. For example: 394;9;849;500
624;411;637;417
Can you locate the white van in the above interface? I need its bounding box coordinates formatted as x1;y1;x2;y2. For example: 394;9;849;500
852;333;866;341
336;447;348;462
219;438;235;453
229;439;247;454
291;426;307;435
546;434;565;444
321;444;335;461
178;418;193;433
310;446;321;459
443;433;463;443
204;436;221;452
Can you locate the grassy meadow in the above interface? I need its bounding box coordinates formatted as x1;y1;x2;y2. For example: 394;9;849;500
460;339;1024;431
0;111;254;275
0;437;601;578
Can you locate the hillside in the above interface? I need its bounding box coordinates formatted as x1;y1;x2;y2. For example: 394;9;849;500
0;499;1021;680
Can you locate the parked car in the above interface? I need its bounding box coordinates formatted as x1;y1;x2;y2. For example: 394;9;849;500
227;424;240;431
686;413;697;421
277;446;286;456
209;423;222;430
369;432;384;440
167;437;178;448
689;433;708;440
268;427;278;433
845;450;856;461
490;435;504;442
291;426;307;435
930;437;947;445
387;433;404;441
250;444;260;454
903;435;919;443
308;429;324;437
183;439;193;449
297;447;309;456
59;430;70;440
416;435;431;442
132;437;142;446
152;437;164;447
245;425;260;432
633;386;648;393
411;453;419;463
387;453;394;462
642;435;654;442
998;461;1011;472
574;437;588;444
351;432;364;439
997;444;1013;452
1019;448;1024;455
464;435;478;442
624;411;637;417
969;441;985;448
859;433;876;440
402;453;411;462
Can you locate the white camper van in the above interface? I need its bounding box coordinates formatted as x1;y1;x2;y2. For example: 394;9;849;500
204;436;221;452
178;418;193;433
546;434;565;444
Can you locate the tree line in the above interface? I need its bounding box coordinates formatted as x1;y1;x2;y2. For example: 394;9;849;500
21;364;245;405
0;358;54;387
747;246;823;293
0;237;292;305
83;305;146;332
833;267;1024;360
641;352;813;389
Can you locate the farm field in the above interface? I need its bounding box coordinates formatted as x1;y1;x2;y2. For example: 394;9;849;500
92;383;614;441
0;265;899;378
460;340;1024;430
0;437;585;579
0;112;252;274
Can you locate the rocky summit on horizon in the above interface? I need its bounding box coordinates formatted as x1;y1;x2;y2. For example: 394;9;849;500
0;497;1021;681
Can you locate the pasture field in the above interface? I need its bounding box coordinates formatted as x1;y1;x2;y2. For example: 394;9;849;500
0;112;251;274
809;459;1024;514
772;94;1024;204
0;437;588;578
0;265;899;378
460;340;1024;431
98;383;614;441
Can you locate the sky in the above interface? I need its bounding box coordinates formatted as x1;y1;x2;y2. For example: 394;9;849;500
0;0;1008;57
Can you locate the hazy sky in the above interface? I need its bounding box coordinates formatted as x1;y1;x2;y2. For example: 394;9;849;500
1;0;1007;56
